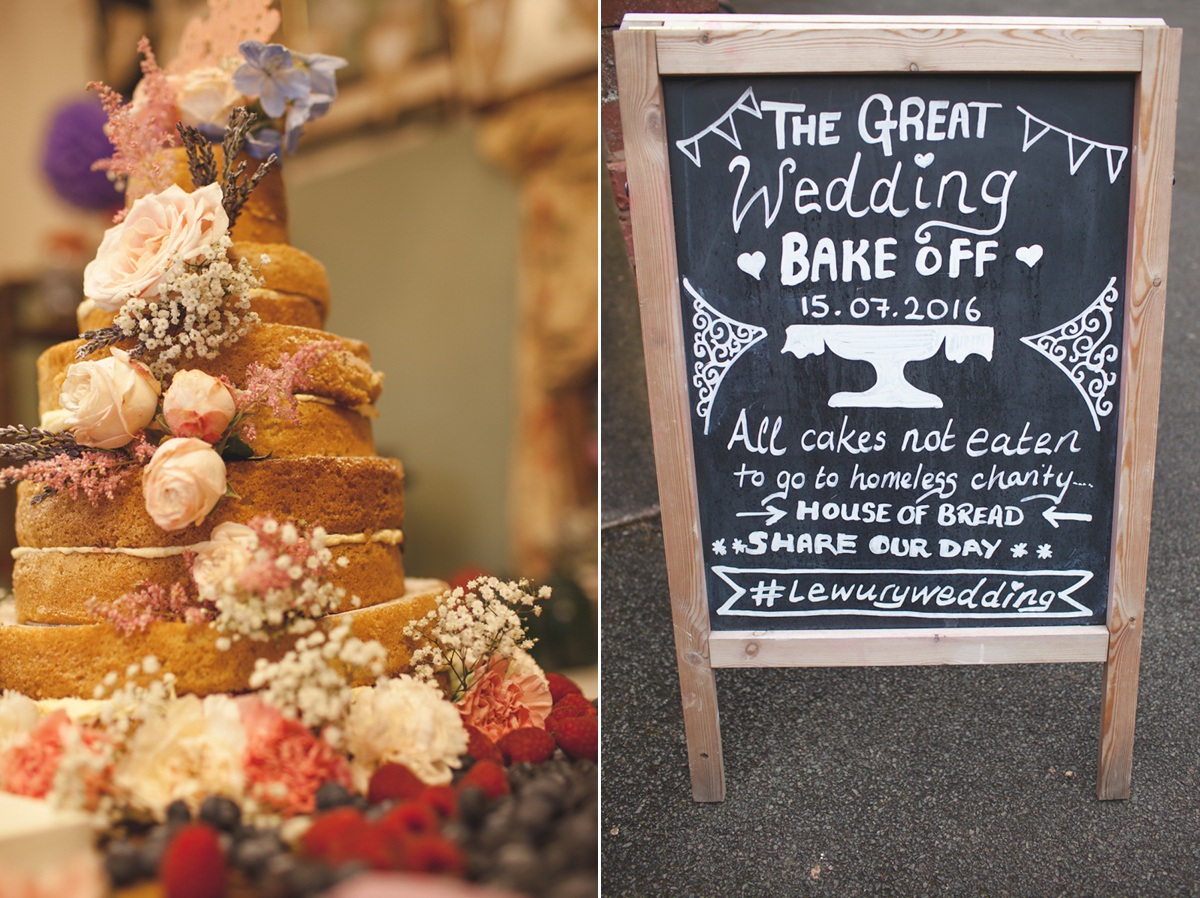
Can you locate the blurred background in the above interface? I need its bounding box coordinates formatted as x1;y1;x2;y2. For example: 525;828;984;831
0;0;596;682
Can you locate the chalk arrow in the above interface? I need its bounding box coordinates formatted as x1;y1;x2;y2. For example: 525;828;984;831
736;505;788;526
1042;506;1093;529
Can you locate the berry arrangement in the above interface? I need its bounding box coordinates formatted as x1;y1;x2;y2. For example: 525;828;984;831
102;692;598;898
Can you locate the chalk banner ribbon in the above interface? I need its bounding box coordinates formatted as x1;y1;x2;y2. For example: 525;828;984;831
712;567;1094;620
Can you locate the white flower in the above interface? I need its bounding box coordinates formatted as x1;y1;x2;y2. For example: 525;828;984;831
192;522;258;596
142;437;227;531
343;677;467;788
60;348;161;449
162;369;237;443
169;66;246;130
0;691;40;754
84;183;228;312
113;694;246;818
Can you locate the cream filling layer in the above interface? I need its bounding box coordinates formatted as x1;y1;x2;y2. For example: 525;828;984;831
294;394;379;418
11;529;404;560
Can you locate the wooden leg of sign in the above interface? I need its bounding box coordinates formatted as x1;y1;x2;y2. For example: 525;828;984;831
1097;24;1181;801
675;641;725;802
1097;635;1142;800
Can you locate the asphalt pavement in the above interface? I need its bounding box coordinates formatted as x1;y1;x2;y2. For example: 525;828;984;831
601;1;1200;895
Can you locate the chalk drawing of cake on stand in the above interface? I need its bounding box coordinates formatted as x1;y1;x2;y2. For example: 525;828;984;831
782;324;994;408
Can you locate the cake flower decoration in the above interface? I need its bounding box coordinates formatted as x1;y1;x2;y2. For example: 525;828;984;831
142;436;228;531
83;182;229;312
232;41;347;158
162;370;237;444
60;348;161;449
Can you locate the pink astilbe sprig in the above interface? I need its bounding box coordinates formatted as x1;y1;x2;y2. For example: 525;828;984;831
85;575;212;636
1;449;141;505
89;37;179;199
171;0;281;74
232;340;340;425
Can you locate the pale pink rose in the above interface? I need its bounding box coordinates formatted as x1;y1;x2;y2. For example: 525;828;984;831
163;370;237;443
191;522;258;594
83;182;229;311
168;66;245;129
456;658;553;743
60;347;161;449
142;437;227;532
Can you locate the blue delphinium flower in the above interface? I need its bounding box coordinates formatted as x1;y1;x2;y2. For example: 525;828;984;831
234;41;310;118
294;51;348;117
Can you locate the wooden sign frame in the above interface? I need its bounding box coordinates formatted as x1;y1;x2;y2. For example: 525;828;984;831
614;15;1180;801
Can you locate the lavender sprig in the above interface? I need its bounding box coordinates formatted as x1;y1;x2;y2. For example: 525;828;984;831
77;325;142;360
0;426;88;462
175;108;278;229
176;121;218;187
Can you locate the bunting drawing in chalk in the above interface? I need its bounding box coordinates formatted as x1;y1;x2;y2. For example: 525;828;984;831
675;87;763;168
1018;106;1129;183
1020;276;1121;432
686;277;768;434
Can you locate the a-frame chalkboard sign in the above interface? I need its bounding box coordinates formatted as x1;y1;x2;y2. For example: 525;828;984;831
614;15;1180;801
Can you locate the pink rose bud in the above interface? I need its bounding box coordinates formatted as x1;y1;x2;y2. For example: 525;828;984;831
163;369;237;443
60;348;161;449
142;437;227;531
83;182;229;312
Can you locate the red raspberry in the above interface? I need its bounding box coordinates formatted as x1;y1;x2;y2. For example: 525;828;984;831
496;726;557;765
457;759;510;800
367;762;426;805
378;800;441;841
546;672;584;703
300;807;371;864
398;835;467;876
159;823;226;898
350;827;403;871
553;714;598;762
464;725;503;764
419;785;459;819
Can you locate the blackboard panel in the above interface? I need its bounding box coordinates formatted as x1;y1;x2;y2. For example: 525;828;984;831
661;74;1135;631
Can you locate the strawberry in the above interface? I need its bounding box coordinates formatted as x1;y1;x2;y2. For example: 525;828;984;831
545;694;597;732
419;784;459;819
300;807;371;865
546;672;584;703
159;823;226;898
496;726;556;765
464;725;503;764
367;762;426;805
553;714;598;762
398;835;467;876
457;759;510;800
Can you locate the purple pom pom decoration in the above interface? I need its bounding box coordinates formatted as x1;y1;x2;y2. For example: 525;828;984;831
42;97;123;211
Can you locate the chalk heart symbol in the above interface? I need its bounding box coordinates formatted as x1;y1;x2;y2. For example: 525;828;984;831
1016;244;1044;268
914;152;935;168
737;250;766;280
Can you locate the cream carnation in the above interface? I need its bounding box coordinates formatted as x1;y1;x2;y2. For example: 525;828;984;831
169;66;245;130
344;677;467;788
143;437;227;531
192;522;258;595
163;369;237;443
60;347;161;448
84;182;229;312
113;694;246;817
0;692;40;755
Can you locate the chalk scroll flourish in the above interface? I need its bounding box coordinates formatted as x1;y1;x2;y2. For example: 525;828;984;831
687;277;767;434
1020;276;1121;432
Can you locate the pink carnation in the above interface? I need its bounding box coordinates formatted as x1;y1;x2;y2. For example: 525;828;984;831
456;659;552;743
241;699;351;816
0;710;109;800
